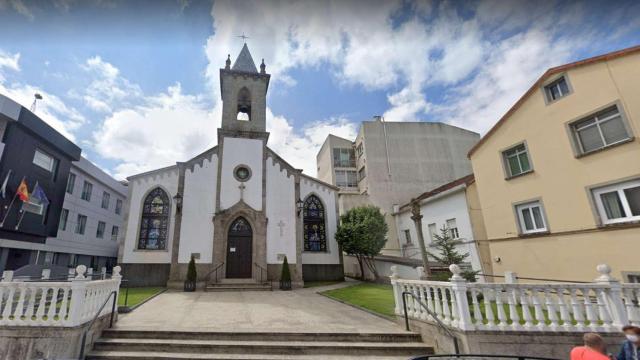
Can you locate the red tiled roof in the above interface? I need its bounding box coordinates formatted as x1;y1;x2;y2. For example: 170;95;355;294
398;174;475;211
467;44;640;158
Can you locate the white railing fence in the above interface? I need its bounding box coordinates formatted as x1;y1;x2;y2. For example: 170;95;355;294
391;264;640;333
0;265;122;327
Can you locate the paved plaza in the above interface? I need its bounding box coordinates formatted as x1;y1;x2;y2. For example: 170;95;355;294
116;283;404;333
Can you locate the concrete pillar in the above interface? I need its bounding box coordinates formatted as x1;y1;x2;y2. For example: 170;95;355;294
410;199;430;279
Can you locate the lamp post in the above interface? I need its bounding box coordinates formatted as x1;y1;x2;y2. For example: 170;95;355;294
411;198;431;279
173;192;183;213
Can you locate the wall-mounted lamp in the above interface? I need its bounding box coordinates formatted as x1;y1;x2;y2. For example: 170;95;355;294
173;192;183;213
296;198;304;216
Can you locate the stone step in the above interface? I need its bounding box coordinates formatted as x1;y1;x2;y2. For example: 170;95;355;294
91;338;432;356
86;350;420;359
205;283;272;292
101;329;422;343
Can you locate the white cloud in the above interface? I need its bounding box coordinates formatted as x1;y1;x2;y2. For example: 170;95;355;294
80;56;143;113
93;83;218;179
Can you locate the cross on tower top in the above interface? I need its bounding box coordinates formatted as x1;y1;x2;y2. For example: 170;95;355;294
237;32;249;43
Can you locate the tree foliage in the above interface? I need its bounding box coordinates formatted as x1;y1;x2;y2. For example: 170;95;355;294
428;226;478;282
186;255;197;282
335;206;388;280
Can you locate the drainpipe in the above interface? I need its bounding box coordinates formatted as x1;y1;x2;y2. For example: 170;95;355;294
377;116;392;178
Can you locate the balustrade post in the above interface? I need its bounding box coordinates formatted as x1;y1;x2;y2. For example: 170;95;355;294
449;264;474;331
2;270;13;282
67;268;75;280
594;264;628;328
504;271;518;284
67;265;89;326
389;266;402;316
41;269;51;280
101;267;107;280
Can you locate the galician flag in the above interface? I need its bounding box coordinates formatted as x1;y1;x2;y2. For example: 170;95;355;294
16;179;29;202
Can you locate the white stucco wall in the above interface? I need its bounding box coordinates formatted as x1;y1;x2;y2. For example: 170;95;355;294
121;168;179;264
219;137;263;211
300;177;340;265
178;155;218;264
394;187;483;273
265;157;296;264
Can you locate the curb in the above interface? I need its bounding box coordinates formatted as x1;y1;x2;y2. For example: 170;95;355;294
118;288;167;313
317;291;397;323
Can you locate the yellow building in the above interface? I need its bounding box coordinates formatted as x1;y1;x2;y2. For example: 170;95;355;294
468;45;640;282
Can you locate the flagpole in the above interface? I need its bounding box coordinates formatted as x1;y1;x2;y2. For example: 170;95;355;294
15;180;35;230
0;175;24;227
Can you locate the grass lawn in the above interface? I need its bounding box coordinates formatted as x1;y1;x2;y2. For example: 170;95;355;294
303;280;344;288
118;287;164;307
321;283;395;318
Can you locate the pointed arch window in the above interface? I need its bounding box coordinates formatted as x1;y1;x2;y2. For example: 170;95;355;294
236;87;251;121
303;195;326;252
138;187;170;250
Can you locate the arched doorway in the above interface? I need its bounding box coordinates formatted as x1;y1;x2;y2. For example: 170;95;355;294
226;217;253;278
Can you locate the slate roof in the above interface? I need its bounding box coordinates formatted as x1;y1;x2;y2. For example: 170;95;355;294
397;174;475;212
232;43;258;73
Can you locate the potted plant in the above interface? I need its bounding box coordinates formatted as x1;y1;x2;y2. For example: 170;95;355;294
184;255;197;292
279;256;292;290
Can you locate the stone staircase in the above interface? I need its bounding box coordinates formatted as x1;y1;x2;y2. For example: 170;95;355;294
86;329;433;359
205;278;272;292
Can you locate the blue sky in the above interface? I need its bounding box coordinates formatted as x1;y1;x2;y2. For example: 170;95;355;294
0;0;638;179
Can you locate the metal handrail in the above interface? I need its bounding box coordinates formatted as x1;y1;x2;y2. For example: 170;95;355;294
205;262;224;283
410;354;559;360
254;262;268;285
402;291;460;355
78;290;118;359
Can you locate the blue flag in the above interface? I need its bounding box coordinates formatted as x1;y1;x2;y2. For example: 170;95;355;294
31;183;49;206
22;183;50;215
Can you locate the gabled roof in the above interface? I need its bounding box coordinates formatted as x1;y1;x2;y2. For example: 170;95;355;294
232;43;258;73
398;174;475;212
467;44;640;158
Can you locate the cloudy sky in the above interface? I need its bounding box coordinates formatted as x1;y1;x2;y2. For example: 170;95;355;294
0;0;638;179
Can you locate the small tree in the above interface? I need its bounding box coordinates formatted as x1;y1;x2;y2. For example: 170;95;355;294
186;255;197;283
428;226;479;282
335;206;388;280
280;256;292;290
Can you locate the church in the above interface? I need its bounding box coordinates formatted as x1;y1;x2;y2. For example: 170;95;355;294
118;44;343;288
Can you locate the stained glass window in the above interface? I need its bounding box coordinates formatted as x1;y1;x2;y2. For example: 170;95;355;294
303;195;326;252
138;187;170;250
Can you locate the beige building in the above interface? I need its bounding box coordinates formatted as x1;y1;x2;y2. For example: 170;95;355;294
317;117;479;256
469;45;640;282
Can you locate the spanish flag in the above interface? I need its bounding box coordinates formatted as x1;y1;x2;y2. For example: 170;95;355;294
16;179;29;202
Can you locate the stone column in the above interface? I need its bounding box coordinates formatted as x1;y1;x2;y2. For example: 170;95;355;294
169;163;186;283
410;199;431;279
293;171;304;287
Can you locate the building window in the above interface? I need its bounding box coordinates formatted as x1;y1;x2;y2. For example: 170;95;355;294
515;201;548;234
101;191;110;209
356;143;364;158
570;105;631;155
75;214;87;235
358;166;366;182
59;209;69;231
403;229;412;244
33;149;56;172
335;170;358;188
66;173;76;194
303;195;326;252
138;187;170;250
503;143;532;178
544;76;570;102
81;181;93;201
115;199;123;215
111;226;119;242
446;218;459;239
592;179;640;225
333;148;355;167
428;223;437;242
233;165;252;182
96;221;106;238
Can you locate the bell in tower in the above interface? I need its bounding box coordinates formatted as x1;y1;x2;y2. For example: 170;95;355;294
219;43;270;133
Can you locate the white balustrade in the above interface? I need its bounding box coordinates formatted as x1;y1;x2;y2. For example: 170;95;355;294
391;263;640;333
0;265;121;327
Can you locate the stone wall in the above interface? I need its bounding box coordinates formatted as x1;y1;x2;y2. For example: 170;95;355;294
0;313;113;360
302;264;344;282
120;263;170;287
405;317;625;358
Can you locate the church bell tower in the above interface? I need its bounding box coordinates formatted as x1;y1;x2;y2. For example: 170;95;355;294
220;44;270;133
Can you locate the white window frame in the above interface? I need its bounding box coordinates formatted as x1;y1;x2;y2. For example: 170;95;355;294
592;179;640;225
446;218;459;239
502;143;533;178
403;229;412;244
33;149;55;172
427;223;437;242
515;200;548;234
111;226;119;241
543;76;571;103
571;105;631;155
